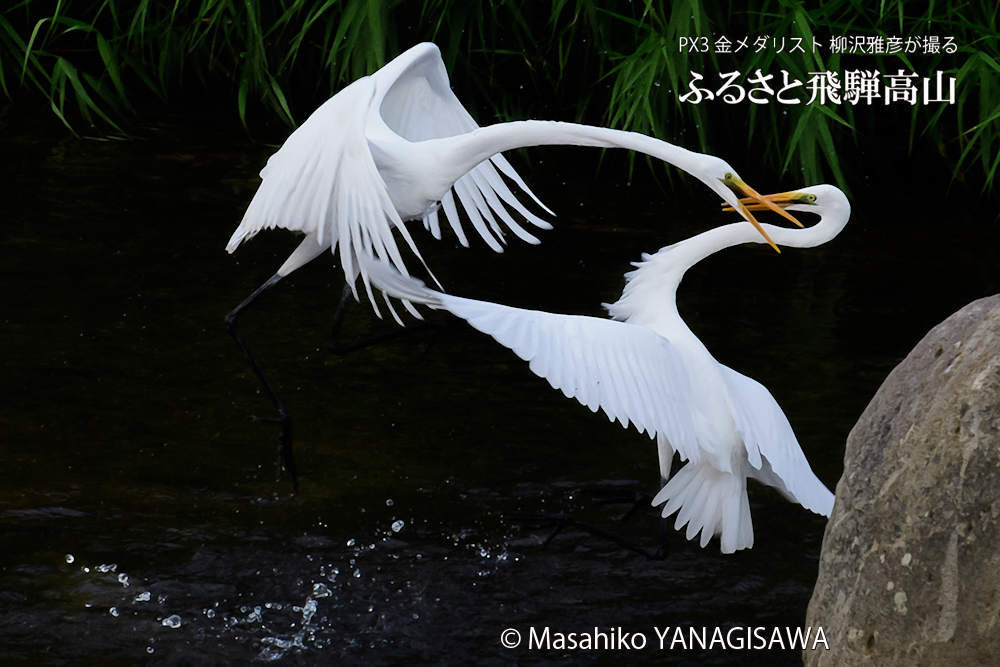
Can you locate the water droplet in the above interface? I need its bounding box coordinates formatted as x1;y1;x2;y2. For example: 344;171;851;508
206;609;216;618
385;499;394;507
301;599;318;625
134;592;151;603
391;520;404;533
118;573;129;588
162;615;182;628
65;554;75;564
353;569;361;579
109;607;119;617
146;647;154;654
312;583;332;598
346;539;355;547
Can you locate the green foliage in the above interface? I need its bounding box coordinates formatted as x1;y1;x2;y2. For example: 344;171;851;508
1;0;997;192
602;0;1000;194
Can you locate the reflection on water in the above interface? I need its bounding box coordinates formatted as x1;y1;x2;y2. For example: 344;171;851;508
1;102;997;665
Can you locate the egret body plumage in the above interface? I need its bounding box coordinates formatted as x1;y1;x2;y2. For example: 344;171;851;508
363;185;849;553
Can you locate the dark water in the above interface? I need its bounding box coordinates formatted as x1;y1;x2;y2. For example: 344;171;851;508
2;102;997;665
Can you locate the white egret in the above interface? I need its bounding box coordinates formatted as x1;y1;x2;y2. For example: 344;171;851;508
361;185;848;553
224;41;798;487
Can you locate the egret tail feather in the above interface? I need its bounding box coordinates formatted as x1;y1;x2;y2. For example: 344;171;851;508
652;463;753;554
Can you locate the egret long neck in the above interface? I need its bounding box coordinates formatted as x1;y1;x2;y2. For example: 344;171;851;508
666;215;845;269
607;214;845;330
426;120;703;186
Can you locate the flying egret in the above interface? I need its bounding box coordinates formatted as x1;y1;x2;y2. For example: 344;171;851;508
224;41;798;488
361;185;849;553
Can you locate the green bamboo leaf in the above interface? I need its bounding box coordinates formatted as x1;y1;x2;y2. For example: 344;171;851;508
238;74;249;129
814;114;850;194
985;150;1000;189
95;33;127;102
812;102;853;129
121;52;164;99
782;105;814;173
21;18;51;83
53;57;123;132
269;76;295;127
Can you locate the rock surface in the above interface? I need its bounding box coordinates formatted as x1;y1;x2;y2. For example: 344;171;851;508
805;295;1000;666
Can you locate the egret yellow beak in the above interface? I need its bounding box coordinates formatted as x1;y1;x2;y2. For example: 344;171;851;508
722;190;811;214
720;176;803;254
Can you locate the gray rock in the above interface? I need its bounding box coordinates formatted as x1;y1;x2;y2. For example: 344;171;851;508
805;295;1000;666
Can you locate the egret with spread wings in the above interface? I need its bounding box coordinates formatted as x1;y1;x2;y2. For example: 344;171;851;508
363;185;849;552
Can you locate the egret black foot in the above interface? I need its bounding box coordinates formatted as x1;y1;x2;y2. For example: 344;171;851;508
249;412;298;492
585;486;670;550
504;511;668;561
585;487;657;526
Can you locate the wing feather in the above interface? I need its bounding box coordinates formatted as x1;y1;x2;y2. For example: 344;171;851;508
452;180;503;252
440;192;469;248
469;170;541;244
438;294;699;456
226;77;423;313
375;44;553;249
719;365;835;516
362;255;702;460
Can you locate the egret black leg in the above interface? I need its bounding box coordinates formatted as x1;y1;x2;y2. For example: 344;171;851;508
658;476;672;547
587;487;655;526
328;283;354;348
327;281;463;356
505;511;669;561
226;273;298;491
592;482;670;557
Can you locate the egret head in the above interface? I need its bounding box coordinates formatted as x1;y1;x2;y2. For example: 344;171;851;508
693;157;803;253
721;184;852;249
727;184;850;217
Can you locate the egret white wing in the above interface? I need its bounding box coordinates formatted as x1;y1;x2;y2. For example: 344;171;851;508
720;365;834;516
226;77;421;300
362;255;701;459
375;43;553;248
443;296;702;457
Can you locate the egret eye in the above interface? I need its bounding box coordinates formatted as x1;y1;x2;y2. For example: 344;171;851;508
724;172;733;180
806;194;817;203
